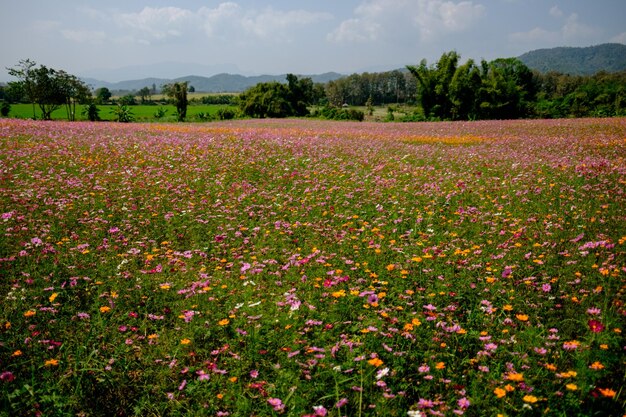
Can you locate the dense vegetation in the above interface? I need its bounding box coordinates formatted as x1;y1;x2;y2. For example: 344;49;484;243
518;43;626;76
1;52;625;122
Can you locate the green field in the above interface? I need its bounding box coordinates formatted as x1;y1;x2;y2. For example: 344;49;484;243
4;103;238;122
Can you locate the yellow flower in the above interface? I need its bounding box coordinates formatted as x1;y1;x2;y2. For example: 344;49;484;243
503;304;513;311
566;384;578;391
368;358;384;367
523;395;539;403
411;318;422;326
180;338;191;345
331;290;346;298
99;306;111;313
386;264;395;271
49;293;58;303
494;387;506;398
218;319;230;326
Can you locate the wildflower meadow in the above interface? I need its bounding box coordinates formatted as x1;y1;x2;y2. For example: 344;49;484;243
0;117;625;416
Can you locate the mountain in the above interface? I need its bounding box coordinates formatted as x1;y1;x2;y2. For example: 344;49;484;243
81;72;344;93
518;43;626;75
80;61;241;83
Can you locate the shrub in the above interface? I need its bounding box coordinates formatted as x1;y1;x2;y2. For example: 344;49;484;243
0;101;10;117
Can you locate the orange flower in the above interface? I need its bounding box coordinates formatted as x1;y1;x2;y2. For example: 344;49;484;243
99;306;111;313
589;361;605;370
503;305;513;311
515;314;529;322
435;362;445;370
368;358;384;367
24;310;36;318
44;359;59;367
507;372;524;382
523;395;539;403
494;387;506;398
566;384;578;391
218;319;230;326
598;388;616;398
180;338;191;345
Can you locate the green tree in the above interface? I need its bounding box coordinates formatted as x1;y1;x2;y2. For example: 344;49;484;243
162;82;188;121
95;87;112;104
7;59;39;118
239;74;318;118
449;59;482;120
406;59;437;119
138;86;151;104
57;71;91;121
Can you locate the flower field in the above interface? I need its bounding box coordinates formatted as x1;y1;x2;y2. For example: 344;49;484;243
1;118;625;416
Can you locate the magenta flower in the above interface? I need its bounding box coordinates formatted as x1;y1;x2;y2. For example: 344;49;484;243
588;319;605;333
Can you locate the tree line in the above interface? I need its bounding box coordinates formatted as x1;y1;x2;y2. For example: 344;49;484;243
2;53;625;122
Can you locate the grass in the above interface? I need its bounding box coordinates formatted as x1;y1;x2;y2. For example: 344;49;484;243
0;117;625;416
4;103;238;122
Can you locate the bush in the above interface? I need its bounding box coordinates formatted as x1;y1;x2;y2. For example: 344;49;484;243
111;105;134;123
0;101;10;117
311;106;364;121
216;107;237;120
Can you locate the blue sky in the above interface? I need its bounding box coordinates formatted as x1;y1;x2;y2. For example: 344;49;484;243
1;0;625;81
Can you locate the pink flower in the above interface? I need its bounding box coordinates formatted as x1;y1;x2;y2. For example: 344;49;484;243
313;405;328;416
458;397;470;409
268;398;285;412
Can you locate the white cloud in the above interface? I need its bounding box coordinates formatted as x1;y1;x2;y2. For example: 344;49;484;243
549;5;563;18
509;10;597;45
611;31;626;44
241;8;332;40
509;27;559;44
561;13;595;41
61;29;106;44
118;6;194;41
328;0;485;43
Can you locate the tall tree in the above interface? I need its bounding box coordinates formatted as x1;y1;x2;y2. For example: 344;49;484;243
162;82;188;121
7;59;37;118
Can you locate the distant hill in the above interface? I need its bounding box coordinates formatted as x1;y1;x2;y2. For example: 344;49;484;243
518;43;626;75
82;72;344;93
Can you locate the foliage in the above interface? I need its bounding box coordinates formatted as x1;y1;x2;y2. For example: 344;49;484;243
0;101;10;117
216;107;237;120
162;82;189;122
311;105;365;121
0;118;624;416
201;94;238;105
81;103;100;121
519;43;626;76
7;59;90;121
239;74;320;118
110;104;134;122
153;106;168;119
326;70;415;107
94;87;112;104
137;87;152;104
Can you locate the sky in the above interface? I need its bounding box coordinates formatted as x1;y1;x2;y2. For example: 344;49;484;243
1;0;625;81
